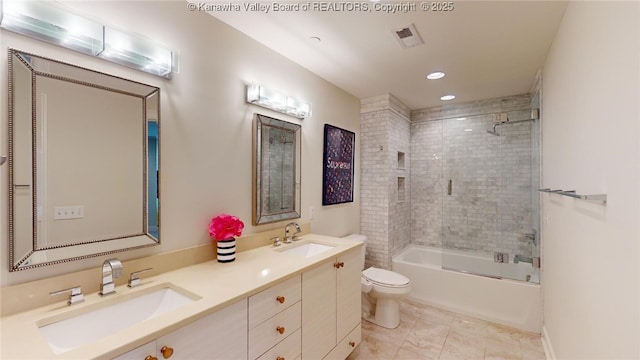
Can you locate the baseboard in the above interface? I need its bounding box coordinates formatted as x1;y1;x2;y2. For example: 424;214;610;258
542;325;557;360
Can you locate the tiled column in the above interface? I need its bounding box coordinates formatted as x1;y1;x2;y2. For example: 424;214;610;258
360;94;411;269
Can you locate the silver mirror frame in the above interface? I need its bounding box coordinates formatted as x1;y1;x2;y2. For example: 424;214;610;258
8;49;161;271
253;113;301;225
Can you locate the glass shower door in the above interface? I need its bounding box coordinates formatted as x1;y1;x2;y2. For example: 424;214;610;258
494;109;539;283
441;109;541;283
441;113;502;278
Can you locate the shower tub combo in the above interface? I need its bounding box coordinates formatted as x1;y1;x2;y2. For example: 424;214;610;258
393;245;542;333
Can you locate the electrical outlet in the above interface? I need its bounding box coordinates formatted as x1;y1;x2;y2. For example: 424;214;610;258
53;206;84;220
309;206;315;220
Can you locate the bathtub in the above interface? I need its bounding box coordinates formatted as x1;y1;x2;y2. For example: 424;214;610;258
392;245;542;333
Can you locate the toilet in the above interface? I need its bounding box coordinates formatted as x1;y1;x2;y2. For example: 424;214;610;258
343;234;411;329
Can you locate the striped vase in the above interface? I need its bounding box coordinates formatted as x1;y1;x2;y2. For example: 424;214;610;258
217;238;236;263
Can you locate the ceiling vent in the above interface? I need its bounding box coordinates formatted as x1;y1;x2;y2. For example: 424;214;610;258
392;24;423;48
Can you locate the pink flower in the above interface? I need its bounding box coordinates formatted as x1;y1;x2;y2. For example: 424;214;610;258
209;213;244;241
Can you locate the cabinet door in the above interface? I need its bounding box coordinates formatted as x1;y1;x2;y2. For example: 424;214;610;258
301;261;336;360
336;247;362;341
156;299;248;360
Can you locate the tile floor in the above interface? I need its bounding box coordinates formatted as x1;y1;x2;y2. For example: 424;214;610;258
348;299;546;360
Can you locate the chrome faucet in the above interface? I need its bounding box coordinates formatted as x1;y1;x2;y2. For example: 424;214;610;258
284;222;301;243
100;258;123;296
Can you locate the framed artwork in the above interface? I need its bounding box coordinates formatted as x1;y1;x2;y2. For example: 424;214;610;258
322;124;355;205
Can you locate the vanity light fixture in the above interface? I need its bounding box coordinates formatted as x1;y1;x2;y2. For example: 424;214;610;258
0;0;175;79
100;27;173;79
0;0;104;56
247;83;312;119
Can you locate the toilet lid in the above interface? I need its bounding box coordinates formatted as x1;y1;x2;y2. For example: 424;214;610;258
362;267;410;287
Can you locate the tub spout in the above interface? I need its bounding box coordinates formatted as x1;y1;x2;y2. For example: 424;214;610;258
514;255;532;264
514;255;541;268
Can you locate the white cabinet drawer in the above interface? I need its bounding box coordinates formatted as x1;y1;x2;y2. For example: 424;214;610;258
256;328;301;360
249;301;301;359
323;323;361;360
249;275;301;329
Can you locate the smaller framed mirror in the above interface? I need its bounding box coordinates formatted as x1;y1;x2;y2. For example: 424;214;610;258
253;114;301;225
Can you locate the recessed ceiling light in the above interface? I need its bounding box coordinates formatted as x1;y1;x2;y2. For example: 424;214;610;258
310;36;321;43
426;71;445;80
456;117;467;121
441;95;456;101
464;129;473;132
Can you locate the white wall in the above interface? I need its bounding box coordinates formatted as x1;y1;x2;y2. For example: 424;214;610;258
541;2;640;358
0;1;361;285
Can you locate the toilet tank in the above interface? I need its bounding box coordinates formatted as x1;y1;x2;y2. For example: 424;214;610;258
342;234;367;270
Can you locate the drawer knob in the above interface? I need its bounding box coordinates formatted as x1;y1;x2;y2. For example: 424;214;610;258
145;356;158;360
276;295;285;304
160;346;174;359
276;326;285;334
349;341;356;347
334;262;345;268
276;357;285;360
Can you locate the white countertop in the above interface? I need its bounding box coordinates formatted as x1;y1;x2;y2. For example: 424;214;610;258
0;234;363;360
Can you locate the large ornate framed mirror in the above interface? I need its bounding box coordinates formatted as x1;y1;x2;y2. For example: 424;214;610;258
253;114;301;225
8;49;160;271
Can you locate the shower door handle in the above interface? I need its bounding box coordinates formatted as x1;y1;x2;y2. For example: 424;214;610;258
447;179;452;195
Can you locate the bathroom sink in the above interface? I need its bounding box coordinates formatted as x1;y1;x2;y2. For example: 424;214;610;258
277;242;335;258
38;284;200;354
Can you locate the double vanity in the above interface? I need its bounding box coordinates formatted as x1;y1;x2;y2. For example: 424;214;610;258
1;234;363;360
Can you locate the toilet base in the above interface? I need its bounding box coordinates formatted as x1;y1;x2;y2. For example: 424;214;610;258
362;293;401;329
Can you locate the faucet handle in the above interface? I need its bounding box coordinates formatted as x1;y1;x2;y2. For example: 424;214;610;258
272;236;282;247
128;268;153;288
50;286;84;305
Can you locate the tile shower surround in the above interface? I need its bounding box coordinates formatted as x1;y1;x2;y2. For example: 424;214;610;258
361;94;538;269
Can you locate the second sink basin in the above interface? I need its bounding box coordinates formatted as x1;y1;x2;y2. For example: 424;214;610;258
38;283;200;354
277;242;335;258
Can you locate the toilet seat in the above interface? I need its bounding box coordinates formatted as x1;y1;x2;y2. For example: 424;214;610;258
362;267;410;288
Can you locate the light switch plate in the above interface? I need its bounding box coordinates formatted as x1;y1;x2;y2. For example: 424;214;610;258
53;206;84;220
